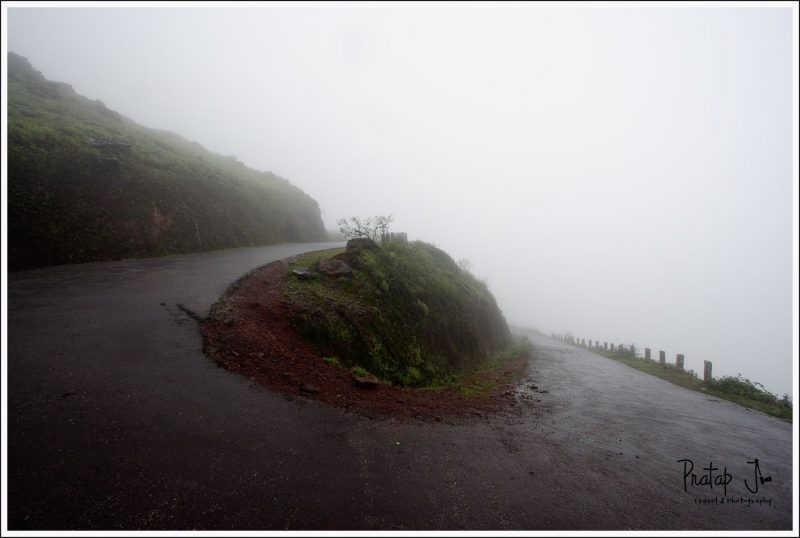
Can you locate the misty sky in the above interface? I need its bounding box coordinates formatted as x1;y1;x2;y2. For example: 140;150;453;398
6;5;796;396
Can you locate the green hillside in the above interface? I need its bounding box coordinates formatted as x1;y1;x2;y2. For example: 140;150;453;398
7;52;327;270
283;239;515;387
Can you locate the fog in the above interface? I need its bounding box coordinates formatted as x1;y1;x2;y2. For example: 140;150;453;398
6;6;796;396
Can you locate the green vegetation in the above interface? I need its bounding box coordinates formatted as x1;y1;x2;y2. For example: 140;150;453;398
283;240;514;388
350;365;370;378
453;336;531;398
590;345;792;422
7;52;326;270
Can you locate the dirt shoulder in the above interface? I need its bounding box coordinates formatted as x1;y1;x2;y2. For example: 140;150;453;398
201;254;528;420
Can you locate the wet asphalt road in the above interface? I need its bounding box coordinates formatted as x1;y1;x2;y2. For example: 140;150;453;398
7;244;794;530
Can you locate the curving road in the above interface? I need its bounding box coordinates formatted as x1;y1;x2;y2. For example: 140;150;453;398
6;244;794;530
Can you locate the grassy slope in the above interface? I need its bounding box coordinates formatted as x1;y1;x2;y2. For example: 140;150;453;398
282;241;516;387
7;52;326;270
589;347;792;422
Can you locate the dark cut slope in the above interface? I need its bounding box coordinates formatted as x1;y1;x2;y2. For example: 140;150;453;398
7;52;327;270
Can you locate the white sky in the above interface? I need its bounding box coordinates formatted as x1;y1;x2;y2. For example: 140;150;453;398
5;4;797;396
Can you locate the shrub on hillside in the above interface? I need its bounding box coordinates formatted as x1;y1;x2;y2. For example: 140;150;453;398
709;374;791;409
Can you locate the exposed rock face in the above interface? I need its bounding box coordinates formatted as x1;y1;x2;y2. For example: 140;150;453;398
318;258;352;277
149;207;172;241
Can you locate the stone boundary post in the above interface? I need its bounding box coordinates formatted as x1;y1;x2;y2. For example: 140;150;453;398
704;361;712;383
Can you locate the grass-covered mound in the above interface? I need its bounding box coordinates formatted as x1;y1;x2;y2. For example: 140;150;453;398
7;52;326;270
282;239;513;387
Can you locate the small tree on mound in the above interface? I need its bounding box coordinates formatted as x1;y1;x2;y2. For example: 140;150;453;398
337;215;394;242
458;259;473;273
